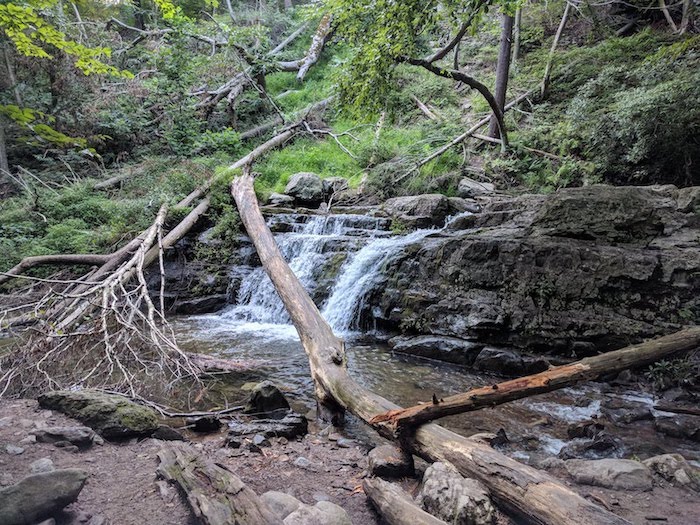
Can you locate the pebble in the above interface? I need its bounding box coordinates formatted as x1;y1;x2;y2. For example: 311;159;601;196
252;434;271;447
19;435;37;445
1;472;14;486
30;457;55;474
336;438;353;449
5;444;25;455
293;456;313;470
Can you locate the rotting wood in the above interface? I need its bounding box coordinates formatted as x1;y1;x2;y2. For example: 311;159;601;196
370;327;700;429
157;442;282;525
363;478;448;525
230;169;632;525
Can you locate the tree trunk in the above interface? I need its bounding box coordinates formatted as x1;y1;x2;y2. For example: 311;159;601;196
363;478;448;525
0;118;9;177
488;13;514;138
371;327;700;429
230;171;631;525
512;8;522;66
134;0;145;30
225;0;236;23
157;443;282;525
541;2;571;99
296;14;333;82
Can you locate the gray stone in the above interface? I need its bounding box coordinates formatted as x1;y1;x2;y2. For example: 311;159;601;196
643;454;700;490
30;458;55;474
537;457;565;470
564;459;653;491
458;178;496;198
228;411;307;440
388;335;483;366
268;192;295;206
252;434;271;447
293;456;314;470
417;461;496;525
283;501;352;525
322;177;349;198
32;426;95;449
558;433;623;460
152;425;186;441
368;444;414;478
0;469;87;525
262;491;302;519
5;445;24;455
382;194;451;228
18;435;36;445
37;390;159;439
285;172;324;206
336;438;354;449
473;347;548;376
244;381;291;418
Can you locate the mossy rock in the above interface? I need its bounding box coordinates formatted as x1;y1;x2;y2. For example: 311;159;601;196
37;390;159;439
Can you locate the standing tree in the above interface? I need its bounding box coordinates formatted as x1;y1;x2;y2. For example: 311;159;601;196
488;12;514;138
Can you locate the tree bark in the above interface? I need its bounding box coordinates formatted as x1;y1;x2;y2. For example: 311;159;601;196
296;14;333;82
363;478;448;525
541;2;571;99
230;171;631;525
157;442;282;525
0;254;110;285
370;327;700;429
0;118;9;177
512;8;522;66
488;13;514;138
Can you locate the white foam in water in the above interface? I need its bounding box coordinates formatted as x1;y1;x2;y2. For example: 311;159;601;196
538;435;568;455
526;399;602;422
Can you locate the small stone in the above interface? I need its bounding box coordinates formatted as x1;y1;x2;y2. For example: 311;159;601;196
328;433;341;441
252;434;271;447
284;501;352;525
88;516;106;525
261;491;301;520
244;381;290;419
32;426;95;449
312;492;330;502
368;445;414;478
0;473;14;486
5;445;24;456
186;416;222;433
152;425;186;441
277;437;288;446
19;435;37;445
35;519;55;525
293;456;313;470
30;458;55;474
336;438;353;449
226;437;242;449
92;434;104;446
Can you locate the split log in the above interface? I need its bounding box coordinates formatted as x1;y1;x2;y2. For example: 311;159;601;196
371;327;700;429
157;442;281;525
363;478;447;525
230;170;631;525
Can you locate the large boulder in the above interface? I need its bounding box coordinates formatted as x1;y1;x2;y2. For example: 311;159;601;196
227;411;307;440
417;461;496;525
382;194;451;228
643;454;700;490
368;444;414;478
37;390;159;439
261;491;302;519
473;347;548;376
369;185;700;352
285;172;324;207
243;381;291;418
283;501;352;525
654;414;700;442
322;177;349;198
388;335;483;366
564;459;653;491
0;469;87;525
268;192;295;206
458;178;495;198
31;426;97;450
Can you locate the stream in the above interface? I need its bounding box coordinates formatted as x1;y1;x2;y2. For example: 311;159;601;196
174;211;700;465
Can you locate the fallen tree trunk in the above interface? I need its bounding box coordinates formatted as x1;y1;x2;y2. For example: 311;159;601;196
371;327;700;429
296;14;333;82
157;442;282;525
0;254;110;286
230;170;630;525
363;478;447;525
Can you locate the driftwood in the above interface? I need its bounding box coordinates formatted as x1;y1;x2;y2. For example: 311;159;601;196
363;478;447;525
371;327;700;429
230;170;631;525
157;442;281;525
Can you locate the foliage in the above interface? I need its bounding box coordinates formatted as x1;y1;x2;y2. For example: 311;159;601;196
646;357;699;391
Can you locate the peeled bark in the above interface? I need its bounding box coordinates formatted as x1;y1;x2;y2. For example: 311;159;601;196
230;171;631;525
371;327;700;429
363;478;448;525
157;442;282;525
488;14;514;138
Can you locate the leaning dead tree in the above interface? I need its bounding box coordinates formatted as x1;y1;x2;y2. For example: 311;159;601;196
229;168;651;525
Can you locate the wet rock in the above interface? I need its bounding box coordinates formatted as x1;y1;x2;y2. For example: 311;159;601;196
152;425;186;441
322;177;349;198
417;461;496;525
448;197;481;215
458;178;495;198
285;172;324;206
473;347;548;376
261;491;302;519
0;469;88;525
38;390;159;439
5;444;24;455
565;459;652;491
283;501;352;525
32;426;96;449
169;294;228;315
30;458;55;474
186;416;222;433
244;381;291;418
368;444;414;478
567;420;605;440
654;415;700;442
388;335;483;366
558;433;623;460
268;192;295;206
643;454;700;490
228;411;307;439
382;194;451;228
468;429;509;448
